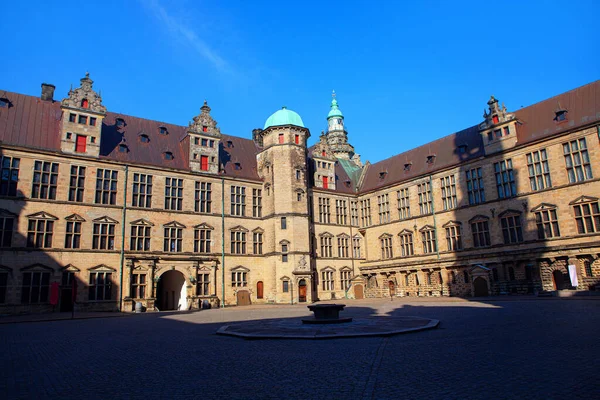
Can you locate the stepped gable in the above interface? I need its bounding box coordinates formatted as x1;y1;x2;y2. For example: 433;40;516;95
360;125;483;193
308;145;355;194
0;91;260;180
0;91;62;151
513;80;600;145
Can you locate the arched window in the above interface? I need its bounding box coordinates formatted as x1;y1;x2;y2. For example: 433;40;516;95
81;99;89;108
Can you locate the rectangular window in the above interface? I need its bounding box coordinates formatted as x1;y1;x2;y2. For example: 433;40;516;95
337;236;349;258
336;199;348;225
130;225;151;251
494;159;516;199
200;155;209;171
341;270;351;291
78;115;87;124
321;270;334;291
397;188;410;220
0;273;7;303
195;182;212;213
417;182;433;215
0;217;14;247
535;208;560;239
421;229;437;254
95;169;118;205
295;134;300;144
527;149;552;191
89;117;97;126
350;201;359;226
131;274;146;299
445;225;462;251
352;236;361;258
27;219;53;248
132;173;152;208
93;222;115;250
278;134;284;144
194;228;211;253
164;226;183;252
360;199;372;227
320;236;332;258
253;232;263;255
564;138;593;183
400;233;414;256
318;197;331;224
466;167;485;205
197;273;210;295
88;272;112;301
501;214;523;244
381;236;393;259
230;186;246;216
281;243;288;262
230;231;247;254
281;217;287;230
231;271;247;287
253;189;262;217
282;280;289;293
377;193;390;224
471;220;491;247
201;138;208;146
69;113;76;123
68;166;86;202
323;176;328;189
21;271;50;304
32;160;59;200
65;221;81;249
573;201;600;234
75;134;87;153
440;175;457;210
165;177;183;211
0;156;20;196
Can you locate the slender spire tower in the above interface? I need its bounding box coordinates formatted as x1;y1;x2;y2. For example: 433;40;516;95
325;91;355;160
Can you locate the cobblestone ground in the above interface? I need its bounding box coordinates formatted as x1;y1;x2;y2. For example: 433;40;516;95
2;298;599;399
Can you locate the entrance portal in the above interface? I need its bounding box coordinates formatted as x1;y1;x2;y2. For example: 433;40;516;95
473;277;489;297
552;270;566;290
236;290;251;306
298;279;307;303
354;284;364;299
257;281;264;299
156;270;187;311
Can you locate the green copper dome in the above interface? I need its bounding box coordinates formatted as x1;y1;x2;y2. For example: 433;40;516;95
327;93;344;119
263;107;305;129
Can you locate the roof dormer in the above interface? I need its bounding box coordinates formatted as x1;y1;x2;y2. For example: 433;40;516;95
188;100;222;174
479;95;518;155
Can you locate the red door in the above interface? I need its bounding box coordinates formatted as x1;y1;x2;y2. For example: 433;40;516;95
75;135;86;153
200;155;209;171
257;281;264;299
323;176;328;189
298;279;307;303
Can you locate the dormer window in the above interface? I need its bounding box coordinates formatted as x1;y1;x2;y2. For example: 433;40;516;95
426;155;436;164
458;144;468;154
164;152;174;160
404;163;412;171
234;162;241;170
81;99;89;108
344;180;351;188
118;144;128;153
116;118;125;128
0;98;8;108
379;171;387;180
492;115;499;124
159;126;168;135
227;140;233;148
140;134;149;143
554;110;568;122
322;150;326;157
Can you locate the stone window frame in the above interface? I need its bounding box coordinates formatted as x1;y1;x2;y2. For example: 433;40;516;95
350;200;359;226
0;209;16;248
0;155;20;197
321;267;335;291
570;196;600;234
252;228;264;255
280;239;290;263
88;264;116;301
130;218;153;251
419;225;437;254
398;229;414;257
195;181;212;213
252;188;262;218
194;223;213;254
230;226;248;255
352;234;362;258
26;211;57;248
469;215;491;248
440;174;457;210
531;203;561;239
493;159;516;199
130;273;147;299
397;187;411;220
164;177;184;211
132;173;153;208
319;232;333;258
379;233;394;259
377;193;391;224
526;148;552;191
31;160;59;200
231;266;249;288
340;267;352;291
318;197;331;224
499;210;523;244
336;233;350;258
68;165;86;203
443;221;463;251
360;199;372;227
465;167;485;205
163;221;185;253
20;264;53;304
563;137;593;183
230;185;247;217
197;266;212;295
95;168;119;205
92;216;119;250
417;181;433;215
336;199;348;225
65;214;85;249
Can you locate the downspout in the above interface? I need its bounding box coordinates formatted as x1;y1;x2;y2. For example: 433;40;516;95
118;165;129;312
429;174;440;260
221;177;225;308
347;195;355;299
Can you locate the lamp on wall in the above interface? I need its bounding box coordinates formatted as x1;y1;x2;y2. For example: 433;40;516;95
153;276;161;283
189;275;197;284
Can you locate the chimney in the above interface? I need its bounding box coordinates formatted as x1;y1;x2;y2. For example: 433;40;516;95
41;83;55;102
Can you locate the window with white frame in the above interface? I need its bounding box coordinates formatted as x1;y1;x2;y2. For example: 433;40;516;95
336;199;348;225
399;230;414;257
421;227;437;254
337;235;349;258
320;234;333;258
381;235;393;259
321;270;334;291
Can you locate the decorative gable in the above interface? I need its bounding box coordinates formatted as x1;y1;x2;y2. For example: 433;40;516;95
27;211;58;220
130;218;154;226
398;229;413;235
21;263;54;272
194;223;214;230
164;221;186;228
419;225;435;232
61;73;106;114
442;220;462;228
378;233;393;239
65;214;86;222
231;265;249;272
530;203;558;212
468;214;489;224
188;100;221;174
0;209;16;217
61;264;81;272
93;216;119;224
569;195;599;205
89;264;116;272
498;209;521;218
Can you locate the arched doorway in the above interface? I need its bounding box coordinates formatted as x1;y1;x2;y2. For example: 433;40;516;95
552;270;565;290
473;277;489;297
236;290;251;306
388;280;396;297
156;270;187;311
354;284;364;299
298;279;307;303
257;281;264;299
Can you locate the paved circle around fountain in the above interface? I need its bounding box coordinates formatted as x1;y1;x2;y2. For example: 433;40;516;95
217;316;439;339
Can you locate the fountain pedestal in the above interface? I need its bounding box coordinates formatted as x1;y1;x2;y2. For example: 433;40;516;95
302;303;353;324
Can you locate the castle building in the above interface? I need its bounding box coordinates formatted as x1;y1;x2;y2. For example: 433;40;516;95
0;75;599;313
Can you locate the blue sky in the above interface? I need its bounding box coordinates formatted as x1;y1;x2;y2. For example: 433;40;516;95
1;0;598;163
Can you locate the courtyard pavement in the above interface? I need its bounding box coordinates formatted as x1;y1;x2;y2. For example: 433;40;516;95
1;297;599;399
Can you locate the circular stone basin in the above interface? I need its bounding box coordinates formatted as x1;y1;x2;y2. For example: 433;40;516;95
217;316;439;340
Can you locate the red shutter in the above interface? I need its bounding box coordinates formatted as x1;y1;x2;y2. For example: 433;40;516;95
295;134;299;144
200;155;209;171
279;134;284;144
323;176;328;189
322;150;326;156
492;115;499;124
75;135;86;153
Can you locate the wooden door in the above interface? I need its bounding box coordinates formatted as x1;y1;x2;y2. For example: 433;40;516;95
388;281;395;297
473;277;489;297
257;281;264;299
298;280;307;303
237;290;251;306
354;284;364;299
552;270;565;290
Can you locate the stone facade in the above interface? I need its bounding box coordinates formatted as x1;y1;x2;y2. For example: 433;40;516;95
0;75;599;314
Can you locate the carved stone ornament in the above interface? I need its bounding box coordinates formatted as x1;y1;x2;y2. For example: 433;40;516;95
61;72;106;114
297;255;308;271
313;132;336;160
188;100;222;138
